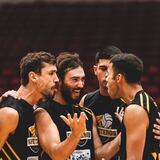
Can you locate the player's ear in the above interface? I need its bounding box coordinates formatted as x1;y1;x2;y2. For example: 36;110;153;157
116;73;122;82
29;72;39;82
93;65;97;76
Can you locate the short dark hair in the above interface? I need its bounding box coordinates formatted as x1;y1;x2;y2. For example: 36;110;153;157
95;45;122;64
20;51;56;86
56;52;83;80
110;53;143;84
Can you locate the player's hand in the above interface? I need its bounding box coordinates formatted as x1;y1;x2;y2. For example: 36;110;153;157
60;112;86;138
0;90;17;102
115;107;124;123
153;118;160;140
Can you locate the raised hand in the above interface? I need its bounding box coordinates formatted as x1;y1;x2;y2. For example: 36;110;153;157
0;90;17;102
60;112;86;139
115;107;124;123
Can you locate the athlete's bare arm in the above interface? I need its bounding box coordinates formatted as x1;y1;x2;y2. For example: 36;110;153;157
35;108;86;160
124;104;149;160
92;112;120;160
0;107;19;149
80;95;120;159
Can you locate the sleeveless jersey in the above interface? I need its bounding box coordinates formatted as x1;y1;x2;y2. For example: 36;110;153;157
84;89;126;160
0;96;40;160
120;90;160;160
37;97;95;160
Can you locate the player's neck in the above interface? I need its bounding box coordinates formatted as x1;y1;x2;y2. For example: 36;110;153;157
53;90;67;105
99;86;109;96
17;85;42;106
122;84;143;104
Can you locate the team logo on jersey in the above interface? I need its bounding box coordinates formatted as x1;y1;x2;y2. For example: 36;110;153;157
97;113;113;128
96;113;117;143
27;124;39;153
66;131;91;147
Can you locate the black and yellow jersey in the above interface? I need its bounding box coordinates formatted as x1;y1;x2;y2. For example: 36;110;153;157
0;96;40;160
84;89;126;160
37;97;95;160
120;90;160;160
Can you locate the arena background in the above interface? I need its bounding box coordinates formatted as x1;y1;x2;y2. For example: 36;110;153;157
0;0;159;104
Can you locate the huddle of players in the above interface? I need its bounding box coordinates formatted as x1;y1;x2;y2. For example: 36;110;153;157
0;46;159;160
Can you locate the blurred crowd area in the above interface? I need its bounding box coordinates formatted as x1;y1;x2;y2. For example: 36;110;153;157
0;2;159;104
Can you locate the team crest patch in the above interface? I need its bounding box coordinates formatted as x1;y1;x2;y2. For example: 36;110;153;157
66;131;91;147
27;124;39;153
97;113;113;128
96;113;118;143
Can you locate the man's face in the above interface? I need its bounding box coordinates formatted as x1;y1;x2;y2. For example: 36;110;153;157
106;63;120;99
36;63;59;98
61;66;85;104
94;59;110;90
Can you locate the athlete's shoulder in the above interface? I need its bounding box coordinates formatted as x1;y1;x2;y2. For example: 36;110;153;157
0;104;19;131
37;97;53;109
0;96;18;107
82;90;100;108
0;96;23;115
113;98;126;107
75;104;93;116
131;90;158;112
86;90;100;98
84;89;100;102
